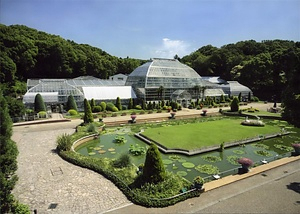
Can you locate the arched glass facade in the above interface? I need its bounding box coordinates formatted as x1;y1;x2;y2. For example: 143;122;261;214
125;58;215;101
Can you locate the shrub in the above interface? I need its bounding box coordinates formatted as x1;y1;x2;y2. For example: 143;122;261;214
34;93;46;112
230;96;239;112
111;106;119;112
122;105;127;110
142;143;166;184
87;123;96;132
68;109;78;116
112;113;117;117
139;110;145;115
93;105;102;112
121;112;127;116
106;102;116;111
157;109;162;113
38;111;47;118
56;133;72;152
135;105;142;110
162;106;168;110
113;153;131;168
100;101;106;111
66;95;78;111
251;96;260;102
116;97;122;111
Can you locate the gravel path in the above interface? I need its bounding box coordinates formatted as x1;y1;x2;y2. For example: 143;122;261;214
12;124;131;214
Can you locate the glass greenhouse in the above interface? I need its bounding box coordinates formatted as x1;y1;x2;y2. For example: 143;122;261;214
125;58;217;101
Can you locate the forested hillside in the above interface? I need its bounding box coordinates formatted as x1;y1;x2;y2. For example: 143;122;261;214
181;40;300;100
0;24;145;83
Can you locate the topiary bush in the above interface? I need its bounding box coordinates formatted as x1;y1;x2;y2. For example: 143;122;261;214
68;109;78;116
66;95;78;111
38;111;47;118
142;143;166;184
93;105;102;113
230;96;239;112
83;99;93;123
100;101;106;111
34;93;46;112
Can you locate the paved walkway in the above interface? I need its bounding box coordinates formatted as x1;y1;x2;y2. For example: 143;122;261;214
12;123;130;214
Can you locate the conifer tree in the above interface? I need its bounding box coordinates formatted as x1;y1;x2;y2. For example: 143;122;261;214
90;98;95;112
128;98;133;109
34;93;46;112
83;98;93;123
142;143;166;184
0;92;19;213
66;95;78;111
116;97;122;111
231;96;240;112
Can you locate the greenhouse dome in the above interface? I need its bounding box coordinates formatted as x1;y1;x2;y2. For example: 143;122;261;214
125;58;215;101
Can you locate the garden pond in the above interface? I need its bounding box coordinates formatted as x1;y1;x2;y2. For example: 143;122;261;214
75;118;300;182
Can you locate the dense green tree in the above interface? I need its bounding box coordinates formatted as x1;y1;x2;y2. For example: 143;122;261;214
141;99;146;110
128;98;133;109
83;98;93;123
142;143;166;184
66;95;78;111
116;97;122;111
90;98;95;112
230;96;239;112
100;101;106;111
0;92;19;213
34;93;46;112
238;92;242;102
5;96;25;119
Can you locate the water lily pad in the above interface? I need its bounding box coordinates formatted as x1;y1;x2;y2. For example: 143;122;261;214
182;162;195;168
202;155;222;162
162;159;173;165
94;147;102;150
177;171;188;177
110;152;116;154
108;148;115;152
88;146;94;149
227;155;241;165
88;152;96;156
187;169;191;172
195;164;220;175
98;150;106;154
178;159;187;163
169;155;181;161
172;166;178;170
233;150;245;155
254;150;273;157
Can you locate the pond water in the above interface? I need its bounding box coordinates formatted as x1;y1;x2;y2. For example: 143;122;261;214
75;118;300;182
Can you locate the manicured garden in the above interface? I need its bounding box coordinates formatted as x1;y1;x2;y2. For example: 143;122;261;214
141;118;281;150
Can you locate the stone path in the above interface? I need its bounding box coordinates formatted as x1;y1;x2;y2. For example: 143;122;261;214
12;124;131;214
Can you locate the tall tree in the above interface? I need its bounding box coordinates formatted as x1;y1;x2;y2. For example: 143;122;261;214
83;98;93;123
115;97;122;111
0;92;19;213
142;143;166;184
230;96;239;112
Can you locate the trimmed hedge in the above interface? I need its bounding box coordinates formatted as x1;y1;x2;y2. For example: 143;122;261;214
58;151;200;207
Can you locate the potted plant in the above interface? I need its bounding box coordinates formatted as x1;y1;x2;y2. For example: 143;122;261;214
291;142;300;155
238;157;253;173
193;176;204;189
201;109;207;116
130;114;136;123
170;112;176;119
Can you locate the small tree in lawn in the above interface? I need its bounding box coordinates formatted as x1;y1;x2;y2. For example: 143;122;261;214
116;97;122;111
128;98;133;109
142;143;166;184
66;95;78;111
34;93;46;112
90;98;95;112
238;92;242;102
83;98;93;123
231;96;239;112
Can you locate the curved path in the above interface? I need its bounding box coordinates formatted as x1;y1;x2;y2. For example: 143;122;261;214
12;122;131;214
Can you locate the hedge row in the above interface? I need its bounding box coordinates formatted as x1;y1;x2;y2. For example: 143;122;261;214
58;151;200;207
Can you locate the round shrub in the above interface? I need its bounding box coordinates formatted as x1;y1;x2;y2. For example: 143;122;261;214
230;96;239;112
100;101;107;111
113;153;131;168
68;109;78;116
93;105;102;113
135;105;142;110
111;106;119;112
38;111;47;118
106;102;116;111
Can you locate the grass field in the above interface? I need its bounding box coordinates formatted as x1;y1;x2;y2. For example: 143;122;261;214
142;118;281;150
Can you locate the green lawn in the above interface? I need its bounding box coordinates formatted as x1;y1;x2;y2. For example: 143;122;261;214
142;118;281;150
